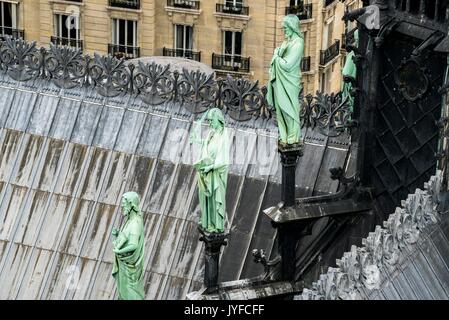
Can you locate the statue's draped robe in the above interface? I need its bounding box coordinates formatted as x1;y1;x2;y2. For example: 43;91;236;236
341;30;358;113
342;50;356;112
112;213;145;300
195;127;229;233
267;36;304;144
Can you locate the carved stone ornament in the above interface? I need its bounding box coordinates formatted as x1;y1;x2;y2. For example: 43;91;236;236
394;58;429;102
298;171;443;300
165;8;201;25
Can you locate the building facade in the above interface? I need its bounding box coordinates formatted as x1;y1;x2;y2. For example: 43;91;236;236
2;0;361;95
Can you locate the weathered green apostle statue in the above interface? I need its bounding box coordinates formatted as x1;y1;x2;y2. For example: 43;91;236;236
111;191;145;300
190;108;229;233
267;14;304;145
341;29;359;112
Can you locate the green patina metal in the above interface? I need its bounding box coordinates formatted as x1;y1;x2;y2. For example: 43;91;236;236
191;108;229;233
267;14;304;144
341;29;359;113
112;191;145;300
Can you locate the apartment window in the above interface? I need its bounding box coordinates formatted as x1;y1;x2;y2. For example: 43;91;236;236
0;1;19;38
174;24;193;52
223;30;242;57
320;68;332;93
320;72;325;92
53;14;81;48
322;17;334;49
220;30;243;69
110;18;139;59
112;19;137;48
213;29;249;72
290;0;301;6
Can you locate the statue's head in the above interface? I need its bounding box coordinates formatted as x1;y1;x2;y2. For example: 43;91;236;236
283;14;301;40
206;108;225;131
121;191;140;216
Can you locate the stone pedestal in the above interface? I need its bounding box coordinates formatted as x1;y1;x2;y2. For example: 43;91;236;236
278;141;303;207
198;226;228;293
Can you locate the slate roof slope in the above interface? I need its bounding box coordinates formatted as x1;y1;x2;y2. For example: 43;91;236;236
0;70;352;299
297;171;449;300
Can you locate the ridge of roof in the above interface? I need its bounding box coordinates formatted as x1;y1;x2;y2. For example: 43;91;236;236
0;37;352;138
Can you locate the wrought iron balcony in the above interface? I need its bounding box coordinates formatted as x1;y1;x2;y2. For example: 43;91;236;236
212;53;250;73
324;0;336;7
163;47;201;62
51;36;83;50
320;40;340;66
167;0;200;10
301;56;311;72
0;27;24;40
108;0;140;10
216;3;249;16
108;44;140;59
285;4;313;20
341;28;357;49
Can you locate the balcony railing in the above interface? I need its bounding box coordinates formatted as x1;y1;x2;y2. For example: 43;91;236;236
216;3;249;16
163;47;201;62
285;4;313;20
167;0;200;10
324;0;336;7
301;56;311;72
109;0;140;10
108;44;140;59
341;28;357;49
212;53;250;73
51;36;83;50
0;26;24;40
320;40;340;66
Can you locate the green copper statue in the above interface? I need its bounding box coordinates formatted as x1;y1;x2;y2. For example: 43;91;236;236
267;14;304;145
111;191;145;300
190;108;229;233
341;29;359;112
